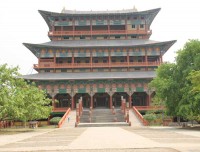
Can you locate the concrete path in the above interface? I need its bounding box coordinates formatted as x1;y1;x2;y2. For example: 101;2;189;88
0;125;200;152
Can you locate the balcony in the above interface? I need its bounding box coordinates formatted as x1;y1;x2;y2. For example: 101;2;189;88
48;30;152;37
34;61;160;69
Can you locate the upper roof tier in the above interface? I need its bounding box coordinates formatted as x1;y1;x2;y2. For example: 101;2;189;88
39;8;161;29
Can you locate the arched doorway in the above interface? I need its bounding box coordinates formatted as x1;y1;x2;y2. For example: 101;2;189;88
132;92;147;106
74;93;91;108
112;92;128;108
54;93;71;108
93;93;109;108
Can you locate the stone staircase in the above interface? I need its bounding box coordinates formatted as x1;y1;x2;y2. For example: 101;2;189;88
78;108;129;127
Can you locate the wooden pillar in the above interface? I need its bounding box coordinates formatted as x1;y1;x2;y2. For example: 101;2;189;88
71;95;74;110
109;95;112;109
125;16;127;39
127;49;129;71
145;49;148;71
129;95;132;108
109;50;111;71
90;51;93;69
148;94;151;106
72;18;75;38
90;18;92;38
90;95;93;108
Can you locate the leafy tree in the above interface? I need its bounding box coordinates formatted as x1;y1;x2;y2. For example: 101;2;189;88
149;39;200;122
0;64;52;127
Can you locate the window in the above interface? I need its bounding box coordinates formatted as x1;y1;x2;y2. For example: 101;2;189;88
77;60;80;63
141;16;144;19
140;24;144;28
132;25;136;28
103;60;107;63
94;60;98;63
80;36;85;39
85;60;89;63
112;59;116;62
131;35;137;38
61;69;67;72
134;16;137;20
64;36;69;39
115;36;120;39
120;60;124;62
135;67;140;71
67;60;72;63
44;70;50;72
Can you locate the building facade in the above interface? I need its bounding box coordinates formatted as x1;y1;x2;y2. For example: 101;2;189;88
22;8;176;112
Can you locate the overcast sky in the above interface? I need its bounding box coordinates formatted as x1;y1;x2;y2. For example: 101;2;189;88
0;0;200;74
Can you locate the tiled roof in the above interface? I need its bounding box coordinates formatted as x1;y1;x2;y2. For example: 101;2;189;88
21;71;156;81
24;39;176;48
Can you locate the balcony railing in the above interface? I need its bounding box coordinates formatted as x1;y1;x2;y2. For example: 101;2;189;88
48;30;152;36
34;61;160;69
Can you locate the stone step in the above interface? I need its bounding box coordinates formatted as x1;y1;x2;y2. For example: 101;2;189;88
77;122;129;127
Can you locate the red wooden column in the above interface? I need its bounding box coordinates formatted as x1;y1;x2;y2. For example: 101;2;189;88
71;95;74;110
125;16;128;39
90;18;92;38
90;51;93;71
129;94;132;108
145;49;148;71
90;95;93;108
127;49;129;71
109;50;111;71
110;95;112;109
146;90;152;106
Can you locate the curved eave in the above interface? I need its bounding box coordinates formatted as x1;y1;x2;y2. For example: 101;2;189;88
160;40;177;55
23;43;40;58
38;8;161;29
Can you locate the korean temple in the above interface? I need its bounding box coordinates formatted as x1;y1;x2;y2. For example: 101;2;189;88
22;7;176;113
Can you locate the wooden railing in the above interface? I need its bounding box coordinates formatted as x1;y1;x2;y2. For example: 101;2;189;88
52;107;69;112
132;106;148;126
34;61;160;69
48;30;151;36
58;108;71;128
134;106;164;111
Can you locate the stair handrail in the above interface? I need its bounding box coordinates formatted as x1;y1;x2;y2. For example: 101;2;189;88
58;108;71;128
133;106;148;126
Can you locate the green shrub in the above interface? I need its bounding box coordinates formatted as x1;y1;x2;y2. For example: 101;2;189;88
49;117;61;125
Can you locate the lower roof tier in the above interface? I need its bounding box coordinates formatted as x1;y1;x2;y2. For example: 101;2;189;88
23;39;176;58
21;71;156;81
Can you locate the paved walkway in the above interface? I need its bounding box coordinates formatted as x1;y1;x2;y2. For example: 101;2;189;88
0;126;200;152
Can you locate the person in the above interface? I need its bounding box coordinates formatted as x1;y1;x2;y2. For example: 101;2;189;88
68;116;70;122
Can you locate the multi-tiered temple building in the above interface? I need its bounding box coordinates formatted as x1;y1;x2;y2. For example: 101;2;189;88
22;7;176;112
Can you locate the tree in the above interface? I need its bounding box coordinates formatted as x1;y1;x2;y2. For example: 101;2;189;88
149;39;200;122
0;64;52;126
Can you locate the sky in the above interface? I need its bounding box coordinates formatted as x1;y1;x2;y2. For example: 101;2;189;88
0;0;200;75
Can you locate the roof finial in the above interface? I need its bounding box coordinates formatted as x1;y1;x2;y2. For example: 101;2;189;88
61;7;66;13
133;5;138;12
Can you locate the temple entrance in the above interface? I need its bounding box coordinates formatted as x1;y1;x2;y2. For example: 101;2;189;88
54;93;71;108
132;92;147;106
112;92;128;108
93;93;109;108
74;93;90;108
